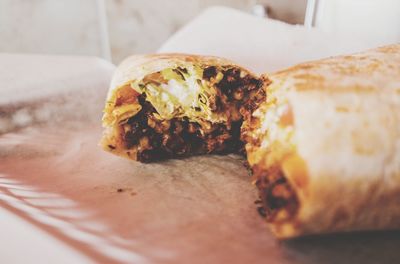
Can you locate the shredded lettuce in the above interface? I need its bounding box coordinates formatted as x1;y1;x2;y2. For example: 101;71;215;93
130;65;227;124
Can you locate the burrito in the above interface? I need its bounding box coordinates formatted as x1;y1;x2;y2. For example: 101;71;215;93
242;44;400;238
101;54;265;162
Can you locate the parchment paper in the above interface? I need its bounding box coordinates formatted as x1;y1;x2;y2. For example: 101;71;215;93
159;6;383;74
1;7;400;264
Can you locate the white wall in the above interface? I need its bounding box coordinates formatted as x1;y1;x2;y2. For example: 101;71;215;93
0;0;306;63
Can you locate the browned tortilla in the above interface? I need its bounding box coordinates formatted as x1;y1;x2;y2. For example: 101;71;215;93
101;54;266;162
242;44;400;238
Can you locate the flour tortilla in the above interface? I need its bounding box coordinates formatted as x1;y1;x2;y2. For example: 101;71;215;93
101;53;263;161
243;44;400;238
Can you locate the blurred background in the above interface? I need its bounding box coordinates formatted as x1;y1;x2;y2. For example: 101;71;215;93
1;0;399;64
0;0;307;63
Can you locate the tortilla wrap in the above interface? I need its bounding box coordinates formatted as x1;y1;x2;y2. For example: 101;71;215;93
242;44;400;238
101;54;266;162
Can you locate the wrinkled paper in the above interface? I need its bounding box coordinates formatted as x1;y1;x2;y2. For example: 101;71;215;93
1;7;399;264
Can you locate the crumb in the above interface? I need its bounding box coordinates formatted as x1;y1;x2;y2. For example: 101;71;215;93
257;206;266;218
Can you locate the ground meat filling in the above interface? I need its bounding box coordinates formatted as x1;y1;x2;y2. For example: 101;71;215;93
207;67;266;116
253;166;299;223
120;66;265;162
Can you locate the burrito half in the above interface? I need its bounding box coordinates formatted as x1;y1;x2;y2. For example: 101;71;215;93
242;44;400;238
102;54;265;162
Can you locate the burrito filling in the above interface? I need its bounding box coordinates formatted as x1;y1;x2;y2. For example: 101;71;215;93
242;81;299;223
104;65;265;162
253;166;299;223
